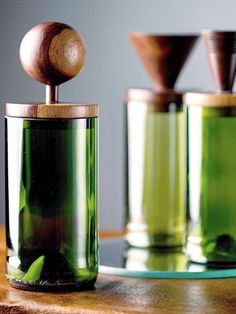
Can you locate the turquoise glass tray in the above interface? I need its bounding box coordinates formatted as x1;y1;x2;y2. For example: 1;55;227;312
99;238;236;279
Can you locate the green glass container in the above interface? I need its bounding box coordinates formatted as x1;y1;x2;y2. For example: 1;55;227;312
185;93;236;265
125;89;184;248
5;104;99;291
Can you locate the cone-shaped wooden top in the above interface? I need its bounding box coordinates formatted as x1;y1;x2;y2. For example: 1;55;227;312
202;30;236;93
129;33;198;91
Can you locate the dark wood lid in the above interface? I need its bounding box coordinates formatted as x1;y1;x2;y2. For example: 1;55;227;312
5;103;99;119
129;33;198;91
202;30;236;93
184;92;236;107
10;22;98;119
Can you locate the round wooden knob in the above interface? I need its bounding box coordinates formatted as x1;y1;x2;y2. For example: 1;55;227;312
19;21;86;86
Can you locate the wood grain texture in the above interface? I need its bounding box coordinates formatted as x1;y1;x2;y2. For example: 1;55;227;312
0;227;236;313
184;92;236;107
5;102;99;119
125;88;183;112
202;30;236;93
129;33;198;91
19;22;86;86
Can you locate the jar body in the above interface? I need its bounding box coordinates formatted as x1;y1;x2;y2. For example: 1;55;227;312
186;105;236;264
125;97;184;248
5;117;98;290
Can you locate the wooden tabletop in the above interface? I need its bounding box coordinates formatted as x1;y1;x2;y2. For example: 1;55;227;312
0;227;236;313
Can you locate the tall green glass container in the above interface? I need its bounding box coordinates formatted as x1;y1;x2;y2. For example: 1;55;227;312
5;21;99;291
125;89;184;248
185;93;236;265
5;104;99;291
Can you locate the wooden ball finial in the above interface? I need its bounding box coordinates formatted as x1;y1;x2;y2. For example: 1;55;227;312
19;21;86;87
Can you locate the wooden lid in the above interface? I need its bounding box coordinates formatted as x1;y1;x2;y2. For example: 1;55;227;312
129;33;198;91
125;88;183;102
125;88;183;111
5;103;99;119
184;92;236;107
202;30;236;93
13;21;96;118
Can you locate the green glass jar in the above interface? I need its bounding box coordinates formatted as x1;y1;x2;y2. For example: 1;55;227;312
5;103;99;291
125;89;184;248
185;93;236;265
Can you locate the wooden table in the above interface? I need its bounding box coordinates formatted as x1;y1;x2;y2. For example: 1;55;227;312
0;227;236;313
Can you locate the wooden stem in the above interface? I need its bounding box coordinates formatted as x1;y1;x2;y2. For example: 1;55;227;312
46;85;59;103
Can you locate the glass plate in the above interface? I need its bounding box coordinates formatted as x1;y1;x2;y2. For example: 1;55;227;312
99;238;236;279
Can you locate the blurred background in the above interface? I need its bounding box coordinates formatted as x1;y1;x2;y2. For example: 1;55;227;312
0;0;235;230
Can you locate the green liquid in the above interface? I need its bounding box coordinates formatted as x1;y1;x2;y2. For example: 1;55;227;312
5;117;98;290
186;106;236;264
126;102;184;248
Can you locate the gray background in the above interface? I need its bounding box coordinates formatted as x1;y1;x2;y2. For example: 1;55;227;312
0;0;235;229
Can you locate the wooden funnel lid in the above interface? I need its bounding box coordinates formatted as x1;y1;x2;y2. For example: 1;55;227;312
129;33;198;91
202;30;236;93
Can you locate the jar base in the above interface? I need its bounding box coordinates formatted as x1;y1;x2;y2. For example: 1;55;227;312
126;231;184;249
187;239;236;266
7;277;96;292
